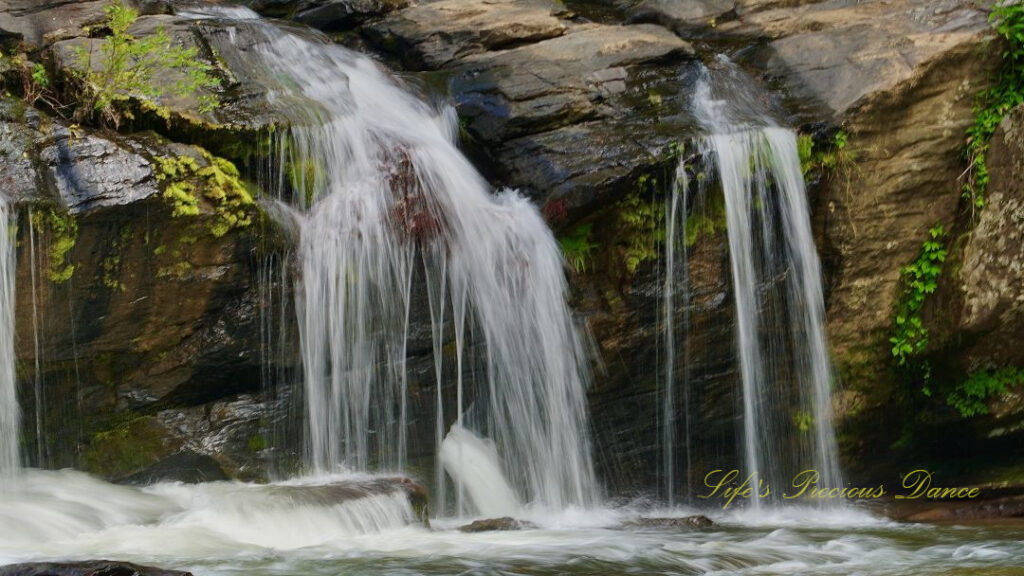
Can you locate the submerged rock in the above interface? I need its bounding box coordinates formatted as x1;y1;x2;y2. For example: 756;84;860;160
0;561;191;576
458;517;538;532
623;515;714;529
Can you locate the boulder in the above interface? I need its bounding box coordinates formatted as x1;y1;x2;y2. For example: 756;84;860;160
246;0;407;27
0;1;109;47
0;562;190;576
458;517;537;532
366;0;569;70
952;105;1024;369
623;515;714;528
4;108;292;477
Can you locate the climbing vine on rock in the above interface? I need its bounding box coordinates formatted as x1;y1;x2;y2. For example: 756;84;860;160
963;1;1024;212
890;225;948;388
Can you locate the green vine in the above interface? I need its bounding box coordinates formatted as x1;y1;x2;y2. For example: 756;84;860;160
890;225;948;387
948;366;1024;418
963;1;1024;212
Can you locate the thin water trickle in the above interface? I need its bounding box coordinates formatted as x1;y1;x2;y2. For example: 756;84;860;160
0;197;17;476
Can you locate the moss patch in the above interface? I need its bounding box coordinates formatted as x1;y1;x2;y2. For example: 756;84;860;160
81;415;175;479
30;206;78;283
616;174;665;275
155;148;255;237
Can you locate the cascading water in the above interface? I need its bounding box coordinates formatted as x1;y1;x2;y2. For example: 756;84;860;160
207;8;598;512
662;60;842;506
0;197;17;476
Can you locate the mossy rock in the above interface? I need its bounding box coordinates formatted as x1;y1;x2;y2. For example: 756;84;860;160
81;415;178;480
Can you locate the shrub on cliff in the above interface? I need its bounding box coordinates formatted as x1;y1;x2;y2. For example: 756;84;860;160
72;0;220;127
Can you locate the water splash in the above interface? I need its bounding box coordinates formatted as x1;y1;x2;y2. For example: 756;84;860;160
440;425;520;518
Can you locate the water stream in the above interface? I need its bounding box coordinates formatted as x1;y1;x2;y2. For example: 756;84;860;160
661;62;842;505
0;197;16;476
203;6;598;512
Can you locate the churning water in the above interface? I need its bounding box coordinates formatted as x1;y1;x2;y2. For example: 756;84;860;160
1;471;1022;576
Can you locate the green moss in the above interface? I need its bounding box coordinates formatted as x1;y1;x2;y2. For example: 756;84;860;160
617;174;665;275
101;225;132;292
248;434;267;452
81;415;171;479
793;410;813;433
684;187;726;247
155;148;255;237
30;207;78;283
157;261;192;279
558;223;598;273
285;157;320;207
797;129;854;181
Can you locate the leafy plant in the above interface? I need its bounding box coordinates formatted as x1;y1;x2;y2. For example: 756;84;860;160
948;366;1024;418
559;223;598;273
72;0;220;127
890;225;948;384
796;129;854;181
963;1;1024;212
1;51;55;107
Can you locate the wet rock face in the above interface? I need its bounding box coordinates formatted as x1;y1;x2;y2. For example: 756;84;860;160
0;561;192;576
4;106;292;477
245;0;408;29
367;0;696;215
367;0;569;69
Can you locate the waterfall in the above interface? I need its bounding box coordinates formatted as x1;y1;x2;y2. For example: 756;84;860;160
197;7;598;511
663;61;841;506
0;197;16;476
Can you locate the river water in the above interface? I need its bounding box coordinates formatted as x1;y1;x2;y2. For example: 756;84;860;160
1;470;1022;575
